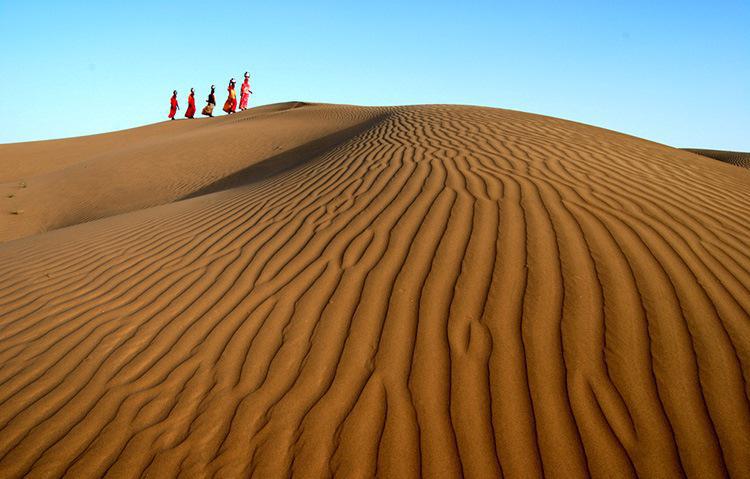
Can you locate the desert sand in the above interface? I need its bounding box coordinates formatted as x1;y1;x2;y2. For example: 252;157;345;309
1;102;749;478
684;149;750;169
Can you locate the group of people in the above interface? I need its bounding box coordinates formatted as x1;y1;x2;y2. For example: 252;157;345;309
169;72;253;120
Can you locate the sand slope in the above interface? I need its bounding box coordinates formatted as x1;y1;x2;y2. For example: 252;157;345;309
684;149;750;169
0;102;384;243
1;103;749;478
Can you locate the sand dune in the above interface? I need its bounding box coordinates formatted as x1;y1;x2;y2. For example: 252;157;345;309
684;149;750;169
1;103;749;478
0;102;384;243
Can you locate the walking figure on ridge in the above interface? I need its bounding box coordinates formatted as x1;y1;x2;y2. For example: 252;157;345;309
223;78;237;114
168;90;179;120
240;72;253;111
184;88;196;119
202;85;216;117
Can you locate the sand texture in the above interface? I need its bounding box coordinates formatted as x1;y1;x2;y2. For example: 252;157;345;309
684;149;750;169
1;103;749;478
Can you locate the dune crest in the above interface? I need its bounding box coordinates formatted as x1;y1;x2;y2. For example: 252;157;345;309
1;103;749;478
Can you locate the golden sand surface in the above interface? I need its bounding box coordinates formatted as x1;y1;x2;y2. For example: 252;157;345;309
1;103;749;478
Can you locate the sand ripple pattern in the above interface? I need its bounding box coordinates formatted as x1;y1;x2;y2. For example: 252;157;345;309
684;149;750;169
1;105;750;478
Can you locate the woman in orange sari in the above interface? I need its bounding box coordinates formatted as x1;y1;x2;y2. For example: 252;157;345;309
223;79;237;114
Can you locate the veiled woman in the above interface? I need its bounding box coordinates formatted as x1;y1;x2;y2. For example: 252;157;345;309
239;72;253;111
202;85;216;117
168;90;179;120
223;79;237;114
184;88;196;119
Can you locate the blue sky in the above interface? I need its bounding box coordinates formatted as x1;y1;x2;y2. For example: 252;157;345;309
0;1;748;149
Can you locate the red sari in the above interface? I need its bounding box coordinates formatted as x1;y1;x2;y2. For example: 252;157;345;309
168;94;179;119
185;93;196;119
223;85;237;113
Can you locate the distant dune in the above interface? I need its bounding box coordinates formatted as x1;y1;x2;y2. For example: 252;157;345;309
1;103;749;478
684;149;750;169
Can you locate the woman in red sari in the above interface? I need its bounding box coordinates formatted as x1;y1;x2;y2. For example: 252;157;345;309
168;90;179;120
223;79;237;114
185;88;196;119
239;72;252;111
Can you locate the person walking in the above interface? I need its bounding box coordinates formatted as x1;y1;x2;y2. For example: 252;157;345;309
223;78;237;114
168;90;179;120
239;72;253;111
184;88;196;119
202;85;216;117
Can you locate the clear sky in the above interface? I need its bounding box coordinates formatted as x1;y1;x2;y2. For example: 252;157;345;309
0;1;748;150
